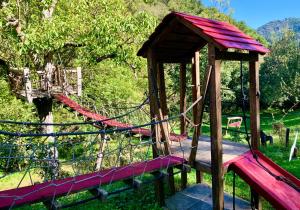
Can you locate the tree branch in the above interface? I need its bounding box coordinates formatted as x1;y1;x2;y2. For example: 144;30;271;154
63;42;85;48
95;53;117;63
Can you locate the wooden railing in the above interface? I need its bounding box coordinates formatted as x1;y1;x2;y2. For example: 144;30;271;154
8;66;82;102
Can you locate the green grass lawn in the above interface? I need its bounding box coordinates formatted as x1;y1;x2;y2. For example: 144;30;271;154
1;109;299;210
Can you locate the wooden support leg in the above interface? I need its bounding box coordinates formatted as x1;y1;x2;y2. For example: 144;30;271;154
251;189;262;210
181;170;187;189
208;45;224;210
188;51;201;166
167;167;175;195
196;169;203;183
249;54;262;209
179;63;187;135
152;172;165;206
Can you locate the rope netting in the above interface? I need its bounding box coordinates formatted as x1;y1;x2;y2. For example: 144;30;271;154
0;96;201;209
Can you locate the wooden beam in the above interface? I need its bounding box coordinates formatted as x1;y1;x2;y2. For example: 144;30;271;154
77;67;82;97
23;67;33;103
152;171;165;206
181;169;188;189
249;54;260;150
179;63;187;135
196;170;203;183
150;19;178;50
249;52;262;210
215;50;259;61
199;65;212;124
157;63;171;143
147;49;171;156
157;63;168;117
156;56;192;64
208;44;224;210
167;167;175;194
147;49;161;158
188;51;201;166
157;41;198;49
166;33;201;42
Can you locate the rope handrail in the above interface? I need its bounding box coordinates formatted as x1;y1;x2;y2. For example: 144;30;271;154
0;92;203;138
0;97;149;127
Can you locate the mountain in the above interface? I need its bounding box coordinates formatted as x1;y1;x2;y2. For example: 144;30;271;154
257;18;300;42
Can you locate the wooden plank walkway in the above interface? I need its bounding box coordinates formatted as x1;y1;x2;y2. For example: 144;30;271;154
165;184;251;210
170;136;249;173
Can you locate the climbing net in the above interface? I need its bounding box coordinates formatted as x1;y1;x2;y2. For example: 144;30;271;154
0;101;195;209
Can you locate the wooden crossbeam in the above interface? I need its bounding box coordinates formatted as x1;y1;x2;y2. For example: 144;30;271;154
188;64;212;165
215;50;259;61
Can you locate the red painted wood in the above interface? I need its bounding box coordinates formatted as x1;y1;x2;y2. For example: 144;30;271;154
203;31;262;45
224;150;300;210
178;16;252;38
228;121;242;128
0;155;185;209
214;38;269;53
175;12;237;28
53;94;187;142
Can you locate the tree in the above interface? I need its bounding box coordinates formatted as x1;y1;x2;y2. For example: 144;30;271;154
260;31;300;108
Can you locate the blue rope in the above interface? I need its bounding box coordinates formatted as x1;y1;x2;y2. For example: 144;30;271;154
0;97;149;127
0;114;181;137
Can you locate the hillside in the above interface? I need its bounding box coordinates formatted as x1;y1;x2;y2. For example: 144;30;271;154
257;18;300;42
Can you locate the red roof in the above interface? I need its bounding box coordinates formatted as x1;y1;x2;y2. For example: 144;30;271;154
138;12;269;58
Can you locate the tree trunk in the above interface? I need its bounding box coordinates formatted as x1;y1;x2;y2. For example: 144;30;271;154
34;97;59;179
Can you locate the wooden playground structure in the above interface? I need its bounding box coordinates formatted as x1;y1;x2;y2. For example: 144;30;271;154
137;12;298;210
0;12;299;210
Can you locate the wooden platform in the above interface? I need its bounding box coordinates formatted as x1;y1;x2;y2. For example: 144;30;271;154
170;136;249;173
165;184;251;210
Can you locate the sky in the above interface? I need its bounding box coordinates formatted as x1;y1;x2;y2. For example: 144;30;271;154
202;0;300;29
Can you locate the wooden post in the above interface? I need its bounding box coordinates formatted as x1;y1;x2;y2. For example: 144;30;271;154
249;56;260;150
147;49;160;158
167;167;175;194
188;51;201;165
157;63;168;117
157;63;171;134
196;170;203;183
77;67;82;97
208;44;224;210
249;53;262;210
181;167;187;189
23;67;33;103
179;63;187;135
147;49;171;156
153;172;165;206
